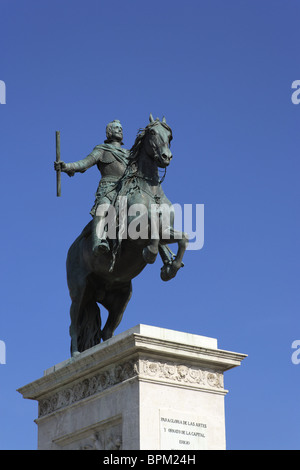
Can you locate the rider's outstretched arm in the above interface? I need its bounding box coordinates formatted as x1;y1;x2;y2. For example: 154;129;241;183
65;147;103;175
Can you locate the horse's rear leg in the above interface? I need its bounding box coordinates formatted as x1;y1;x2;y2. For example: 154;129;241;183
101;282;132;341
69;276;88;357
69;301;81;357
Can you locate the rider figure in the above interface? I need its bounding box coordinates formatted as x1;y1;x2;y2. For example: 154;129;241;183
54;120;129;255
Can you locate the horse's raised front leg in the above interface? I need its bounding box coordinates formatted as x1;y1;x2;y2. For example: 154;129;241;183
160;228;189;281
142;238;159;264
158;244;175;265
142;208;160;264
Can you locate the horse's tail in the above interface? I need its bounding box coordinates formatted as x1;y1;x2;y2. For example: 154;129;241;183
66;221;102;354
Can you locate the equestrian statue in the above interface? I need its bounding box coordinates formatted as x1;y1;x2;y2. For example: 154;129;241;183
54;114;188;356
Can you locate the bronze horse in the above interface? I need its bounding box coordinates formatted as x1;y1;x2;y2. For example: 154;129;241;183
66;115;188;356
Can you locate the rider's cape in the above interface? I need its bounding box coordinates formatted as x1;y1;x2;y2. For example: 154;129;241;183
93;143;129;166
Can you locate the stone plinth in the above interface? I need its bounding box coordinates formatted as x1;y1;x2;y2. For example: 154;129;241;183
17;325;246;450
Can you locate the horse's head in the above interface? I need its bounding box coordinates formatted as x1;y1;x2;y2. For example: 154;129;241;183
144;114;173;168
130;114;173;169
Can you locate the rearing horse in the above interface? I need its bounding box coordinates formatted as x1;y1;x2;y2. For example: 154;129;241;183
66;115;188;356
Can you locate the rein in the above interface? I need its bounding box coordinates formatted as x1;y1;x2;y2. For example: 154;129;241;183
158;167;167;184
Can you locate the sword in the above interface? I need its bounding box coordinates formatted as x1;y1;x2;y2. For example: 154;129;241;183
56;130;61;197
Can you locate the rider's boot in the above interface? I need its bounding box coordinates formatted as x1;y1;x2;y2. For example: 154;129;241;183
92;215;110;255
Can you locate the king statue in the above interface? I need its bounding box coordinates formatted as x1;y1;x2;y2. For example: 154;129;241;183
54;119;129;255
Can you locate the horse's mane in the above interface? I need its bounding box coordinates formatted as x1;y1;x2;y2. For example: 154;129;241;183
129;119;173;163
107;118;172;270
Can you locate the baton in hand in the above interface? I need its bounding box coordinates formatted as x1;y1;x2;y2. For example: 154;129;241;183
56;130;61;197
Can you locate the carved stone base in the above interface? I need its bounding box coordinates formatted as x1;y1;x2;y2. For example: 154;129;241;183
18;325;246;450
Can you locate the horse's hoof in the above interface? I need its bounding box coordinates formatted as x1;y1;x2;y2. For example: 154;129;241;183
101;330;113;342
160;263;178;281
71;351;81;358
142;247;157;264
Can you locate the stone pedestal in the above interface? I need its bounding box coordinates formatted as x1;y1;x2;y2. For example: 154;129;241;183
18;325;246;450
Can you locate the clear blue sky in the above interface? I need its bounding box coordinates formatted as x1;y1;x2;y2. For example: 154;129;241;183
0;0;299;450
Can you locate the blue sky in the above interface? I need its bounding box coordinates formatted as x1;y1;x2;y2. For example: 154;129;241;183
0;0;299;450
